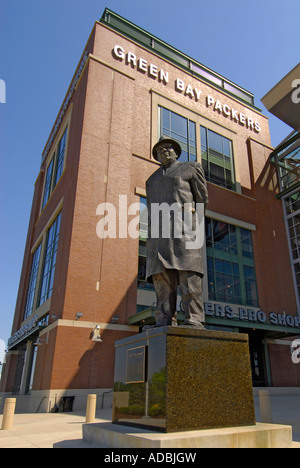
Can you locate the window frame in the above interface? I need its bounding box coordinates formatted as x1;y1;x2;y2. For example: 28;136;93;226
159;106;197;162
23;205;63;321
205;217;259;307
137;197;154;291
40;114;70;214
151;91;241;193
37;211;62;307
23;243;42;320
41;127;68;212
200;125;236;191
42;155;55;211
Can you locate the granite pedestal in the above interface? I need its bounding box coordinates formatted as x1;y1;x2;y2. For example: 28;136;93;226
82;421;293;448
112;327;255;433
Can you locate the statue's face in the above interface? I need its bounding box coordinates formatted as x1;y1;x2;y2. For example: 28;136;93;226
156;143;178;167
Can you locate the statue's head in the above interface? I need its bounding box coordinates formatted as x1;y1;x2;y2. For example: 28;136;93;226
152;136;182;166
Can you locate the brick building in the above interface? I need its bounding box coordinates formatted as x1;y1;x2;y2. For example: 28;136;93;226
1;9;299;412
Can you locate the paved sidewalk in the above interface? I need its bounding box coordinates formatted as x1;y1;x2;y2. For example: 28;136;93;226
0;396;299;448
253;394;300;445
0;409;112;448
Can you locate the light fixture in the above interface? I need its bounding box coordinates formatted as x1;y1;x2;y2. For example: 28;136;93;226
92;324;103;343
34;336;48;346
111;316;119;324
75;312;83;321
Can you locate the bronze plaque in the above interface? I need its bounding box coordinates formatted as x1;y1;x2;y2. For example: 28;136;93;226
126;346;147;383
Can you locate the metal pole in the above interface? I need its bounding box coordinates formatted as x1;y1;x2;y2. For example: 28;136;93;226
85;394;97;423
1;398;16;430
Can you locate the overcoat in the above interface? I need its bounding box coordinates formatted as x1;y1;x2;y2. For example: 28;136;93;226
146;160;208;281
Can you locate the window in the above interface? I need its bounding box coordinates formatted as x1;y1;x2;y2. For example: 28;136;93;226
244;266;258;307
206;218;258;307
159;107;196;162
23;244;42;320
295;262;300;303
137;198;154;290
201;126;235;190
283;191;300;308
42;157;54;210
208;257;241;305
54;128;67;186
38;212;62;306
41;127;68;210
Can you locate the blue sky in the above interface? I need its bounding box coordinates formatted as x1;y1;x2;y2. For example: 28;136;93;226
0;0;299;347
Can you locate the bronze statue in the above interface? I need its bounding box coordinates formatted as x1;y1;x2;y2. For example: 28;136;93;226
146;137;208;328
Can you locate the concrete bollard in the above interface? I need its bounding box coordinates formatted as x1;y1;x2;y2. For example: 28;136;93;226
1;398;16;430
85;394;97;423
259;390;273;423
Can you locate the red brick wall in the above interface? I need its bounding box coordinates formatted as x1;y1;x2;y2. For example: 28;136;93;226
268;343;300;387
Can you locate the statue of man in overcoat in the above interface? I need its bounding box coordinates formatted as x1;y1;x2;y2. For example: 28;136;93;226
146;136;208;328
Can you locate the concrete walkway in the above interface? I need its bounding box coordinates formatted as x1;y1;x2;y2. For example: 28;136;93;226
0;396;299;448
0;409;113;448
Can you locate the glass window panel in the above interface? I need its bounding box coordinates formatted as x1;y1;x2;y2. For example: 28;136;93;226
171;112;187;140
244;265;255;280
202;158;208;177
189;120;196;144
200;125;235;191
190;63;223;87
139;240;147;257
42;157;54;210
205;219;212;248
200;126;207;147
223;261;232;275
215;259;224;272
139;198;148;240
138;198;154;291
230;226;238;255
159;107;197;162
38;212;62;306
245;279;258;306
215;274;224;290
208;129;223;155
54;128;67;187
241;228;254;258
208;271;215;297
232;262;239;276
180;150;189;162
213;221;230;252
225;169;234;189
24;244;42;320
209;163;225;186
206;217;258;307
138;255;146;282
233;276;241;296
207;256;213;271
223;138;232;158
162;108;170;131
